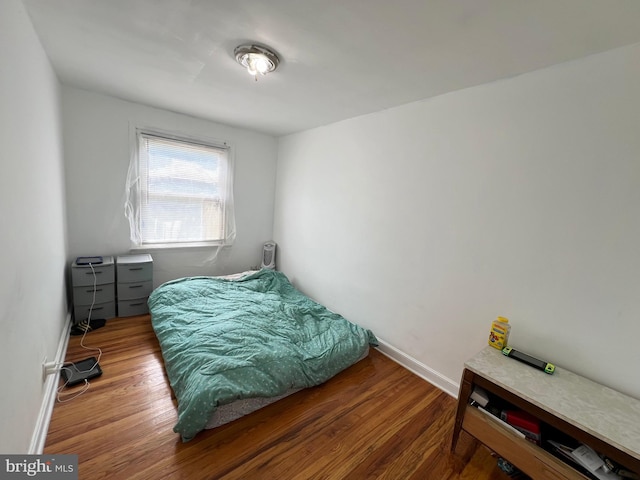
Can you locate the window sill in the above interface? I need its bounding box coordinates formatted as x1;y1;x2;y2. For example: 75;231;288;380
130;242;231;252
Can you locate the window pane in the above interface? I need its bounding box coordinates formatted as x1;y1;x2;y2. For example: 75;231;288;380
138;133;229;245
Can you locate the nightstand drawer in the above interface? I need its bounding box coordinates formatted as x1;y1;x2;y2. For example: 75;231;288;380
73;283;115;305
118;299;149;317
71;262;115;286
75;301;116;321
117;280;153;301
116;254;153;283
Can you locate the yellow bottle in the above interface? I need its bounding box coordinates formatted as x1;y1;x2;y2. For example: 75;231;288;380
488;316;511;350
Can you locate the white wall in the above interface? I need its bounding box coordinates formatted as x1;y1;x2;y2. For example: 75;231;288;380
274;43;640;399
62;87;278;287
0;0;68;453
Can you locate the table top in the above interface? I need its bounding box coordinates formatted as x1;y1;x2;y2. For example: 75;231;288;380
116;253;153;264
465;346;640;461
72;255;114;267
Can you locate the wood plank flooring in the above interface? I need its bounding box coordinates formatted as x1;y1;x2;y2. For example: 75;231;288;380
45;316;511;479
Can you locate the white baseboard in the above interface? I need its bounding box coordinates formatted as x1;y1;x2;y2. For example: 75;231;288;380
375;339;459;398
29;314;72;454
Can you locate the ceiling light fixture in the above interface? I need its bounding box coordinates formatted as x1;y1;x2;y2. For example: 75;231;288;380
234;44;280;80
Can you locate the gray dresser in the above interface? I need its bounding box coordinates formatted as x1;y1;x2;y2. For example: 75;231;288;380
71;256;116;322
116;254;153;317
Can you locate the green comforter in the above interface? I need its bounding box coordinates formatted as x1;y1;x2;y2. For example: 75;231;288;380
149;269;377;441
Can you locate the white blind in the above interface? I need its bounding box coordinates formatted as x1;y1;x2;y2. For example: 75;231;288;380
133;132;232;246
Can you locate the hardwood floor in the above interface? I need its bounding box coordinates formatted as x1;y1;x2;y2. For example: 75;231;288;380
45;316;511;479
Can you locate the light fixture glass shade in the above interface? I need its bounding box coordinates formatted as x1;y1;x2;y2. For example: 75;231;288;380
234;44;279;78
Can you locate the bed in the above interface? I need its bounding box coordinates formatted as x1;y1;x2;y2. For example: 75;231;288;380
149;269;378;441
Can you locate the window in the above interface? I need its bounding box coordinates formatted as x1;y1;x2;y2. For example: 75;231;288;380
125;129;235;248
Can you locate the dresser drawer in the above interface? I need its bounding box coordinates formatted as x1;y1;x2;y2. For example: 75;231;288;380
116;254;153;283
73;283;115;305
71;262;115;286
117;280;153;301
118;299;149;317
74;301;116;321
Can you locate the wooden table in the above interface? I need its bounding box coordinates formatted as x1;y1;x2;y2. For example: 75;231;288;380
451;347;640;480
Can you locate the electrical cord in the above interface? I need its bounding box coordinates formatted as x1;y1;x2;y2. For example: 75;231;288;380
57;261;104;402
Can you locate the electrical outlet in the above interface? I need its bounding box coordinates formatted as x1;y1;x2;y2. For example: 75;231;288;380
42;358;59;382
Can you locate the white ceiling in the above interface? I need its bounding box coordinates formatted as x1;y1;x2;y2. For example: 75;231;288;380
22;0;640;136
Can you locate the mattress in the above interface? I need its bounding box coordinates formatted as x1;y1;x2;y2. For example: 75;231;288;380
204;347;369;430
149;269;377;441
